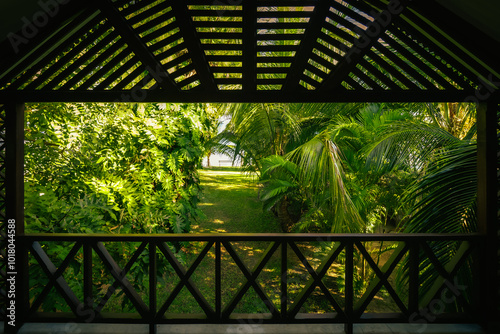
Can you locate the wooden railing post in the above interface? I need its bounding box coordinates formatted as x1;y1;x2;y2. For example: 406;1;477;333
5;103;26;334
215;240;221;320
344;241;354;334
281;240;287;321
476;101;498;332
149;241;157;334
408;241;419;316
83;243;93;316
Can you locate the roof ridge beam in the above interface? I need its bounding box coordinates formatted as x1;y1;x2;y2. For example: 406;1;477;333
96;0;179;92
319;0;411;92
242;0;257;92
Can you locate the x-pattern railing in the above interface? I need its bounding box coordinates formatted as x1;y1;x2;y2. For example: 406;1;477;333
19;233;482;334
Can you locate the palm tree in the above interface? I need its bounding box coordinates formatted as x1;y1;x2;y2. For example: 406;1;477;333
367;102;477;233
367;102;477;308
259;103;417;233
211;103;366;232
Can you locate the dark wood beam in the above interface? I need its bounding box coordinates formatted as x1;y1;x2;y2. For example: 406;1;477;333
242;0;257;92
281;0;331;91
169;3;217;91
0;88;485;103
0;0;87;83
319;0;410;92
5;102;27;334
96;0;179;92
5;103;24;236
476;101;499;332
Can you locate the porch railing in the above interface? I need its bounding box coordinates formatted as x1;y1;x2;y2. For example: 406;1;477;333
17;233;482;334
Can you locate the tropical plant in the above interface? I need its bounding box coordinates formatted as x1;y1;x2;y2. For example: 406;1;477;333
215;103;418;233
25;102;218;312
367;102;477;310
25;102;217;234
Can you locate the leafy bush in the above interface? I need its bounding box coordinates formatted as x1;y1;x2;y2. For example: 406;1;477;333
25;103;217;312
25;103;216;234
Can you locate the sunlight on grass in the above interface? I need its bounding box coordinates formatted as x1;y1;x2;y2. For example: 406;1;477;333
195;168;279;234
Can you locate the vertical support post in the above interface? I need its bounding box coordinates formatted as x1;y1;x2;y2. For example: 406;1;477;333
476;101;498;332
149;241;157;334
280;240;287;321
215;241;221;320
344;242;354;334
5;103;25;334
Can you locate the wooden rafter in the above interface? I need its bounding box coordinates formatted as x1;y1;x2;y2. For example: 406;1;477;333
96;0;179;92
242;0;257;91
281;0;331;91
170;3;217;91
319;0;410;92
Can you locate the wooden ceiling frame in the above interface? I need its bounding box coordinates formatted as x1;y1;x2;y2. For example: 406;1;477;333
0;0;498;103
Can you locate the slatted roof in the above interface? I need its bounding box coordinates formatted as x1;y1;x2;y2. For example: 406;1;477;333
0;0;499;103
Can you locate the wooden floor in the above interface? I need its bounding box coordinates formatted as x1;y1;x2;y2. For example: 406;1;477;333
3;323;488;334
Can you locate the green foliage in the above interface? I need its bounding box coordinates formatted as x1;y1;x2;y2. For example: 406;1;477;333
368;103;478;310
25;103;215;234
25;102;217;312
252;103;417;233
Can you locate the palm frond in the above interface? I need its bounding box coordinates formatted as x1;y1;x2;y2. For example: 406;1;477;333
287;131;364;233
366;121;462;173
401;143;477;233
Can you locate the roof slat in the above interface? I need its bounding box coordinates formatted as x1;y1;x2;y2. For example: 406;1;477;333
127;1;172;27
111;64;147;90
45;31;117;90
188;10;242;17
98;0;179;91
364;50;416;90
320;0;413;92
60;40;126;90
387;27;470;89
377;35;455;90
7;12;104;90
118;0;158;17
134;11;176;36
78;48;133;90
94;56;142;90
358;58;400;90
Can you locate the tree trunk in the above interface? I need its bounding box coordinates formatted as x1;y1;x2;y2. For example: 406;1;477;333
277;198;296;232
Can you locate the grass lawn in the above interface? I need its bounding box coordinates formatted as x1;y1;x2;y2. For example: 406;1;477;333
158;169;375;316
192;168;280;233
152;168;402;316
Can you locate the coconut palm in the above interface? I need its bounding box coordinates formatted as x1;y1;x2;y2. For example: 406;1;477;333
367;103;477;309
367;102;477;233
259;104;418;233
